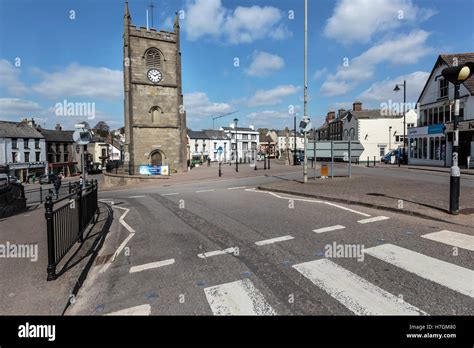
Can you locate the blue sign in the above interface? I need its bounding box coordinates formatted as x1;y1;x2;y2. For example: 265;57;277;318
139;165;169;176
217;146;223;155
428;124;445;134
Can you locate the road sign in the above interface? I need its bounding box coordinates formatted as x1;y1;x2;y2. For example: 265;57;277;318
306;141;364;159
73;129;92;145
217;146;223;155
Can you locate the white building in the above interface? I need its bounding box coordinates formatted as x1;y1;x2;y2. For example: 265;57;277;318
0;120;47;181
317;102;417;162
188;130;231;163
221;124;259;162
409;53;474;167
276;130;304;159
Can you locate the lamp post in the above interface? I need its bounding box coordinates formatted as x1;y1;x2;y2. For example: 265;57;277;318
389;126;392;151
302;0;308;183
441;62;473;214
293;113;297;165
234;118;238;173
394;80;406;164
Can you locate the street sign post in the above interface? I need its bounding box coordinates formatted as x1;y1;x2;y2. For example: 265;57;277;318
73;126;92;188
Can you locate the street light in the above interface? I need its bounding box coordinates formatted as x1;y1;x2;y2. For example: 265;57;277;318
389;126;392;151
441;62;473;214
394;80;406;164
234;118;238;173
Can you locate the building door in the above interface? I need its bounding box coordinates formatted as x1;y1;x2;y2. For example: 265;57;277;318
151;151;162;166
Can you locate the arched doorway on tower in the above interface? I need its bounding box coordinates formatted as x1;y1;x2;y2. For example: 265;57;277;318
150;150;163;166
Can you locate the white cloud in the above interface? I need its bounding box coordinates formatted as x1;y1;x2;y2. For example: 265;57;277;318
0;98;43;117
246;110;291;127
32;64;122;100
184;92;233;118
245;51;284;77
324;0;437;44
313;68;327;80
0;59;28;96
358;71;430;104
247;85;300;107
183;0;291;44
320;30;432;97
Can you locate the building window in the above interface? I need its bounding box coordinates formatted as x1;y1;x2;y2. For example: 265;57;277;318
145;48;162;68
48;154;54;163
459;107;464;121
251;142;257;150
56;154;61;162
35;139;40;149
428;108;433;125
242;134;248;140
445;105;450;123
433;108;438;124
242;142;248;151
429;137;434;160
12;138;18;149
64;144;68;153
24;152;30;163
435;137;440;160
214;142;217;150
24;138;29;149
203;143;206;151
64;153;69;162
12;152;18;163
439;107;444;124
251;134;256;140
422;138;427;159
418;138;422;158
439;78;448;98
379;147;386;157
231;143;236;150
35;152;40;162
56;144;61;153
101;148;107;157
194;144;198;152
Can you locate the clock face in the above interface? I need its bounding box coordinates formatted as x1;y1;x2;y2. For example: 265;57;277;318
147;69;162;83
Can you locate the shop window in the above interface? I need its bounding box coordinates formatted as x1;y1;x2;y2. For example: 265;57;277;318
435;137;440;160
429;138;434;160
422;138;427;159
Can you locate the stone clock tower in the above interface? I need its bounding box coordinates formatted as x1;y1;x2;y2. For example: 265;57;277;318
123;0;187;174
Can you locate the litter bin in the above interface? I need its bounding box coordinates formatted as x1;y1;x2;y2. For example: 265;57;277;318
321;163;329;178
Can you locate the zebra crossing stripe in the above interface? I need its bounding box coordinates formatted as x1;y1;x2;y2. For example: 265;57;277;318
421;230;474;251
293;259;426;315
204;278;277;315
364;244;474;298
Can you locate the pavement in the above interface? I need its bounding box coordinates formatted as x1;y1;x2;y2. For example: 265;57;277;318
64;168;474;316
258;165;474;227
0;201;112;315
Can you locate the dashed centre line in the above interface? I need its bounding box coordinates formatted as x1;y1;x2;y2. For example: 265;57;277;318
198;247;237;259
313;225;346;233
358;216;390;224
196;189;215;193
161;192;179;196
129;258;175;273
255;235;294;246
228;186;247;190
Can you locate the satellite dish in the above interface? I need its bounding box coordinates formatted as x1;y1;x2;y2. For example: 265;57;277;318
73;129;92;145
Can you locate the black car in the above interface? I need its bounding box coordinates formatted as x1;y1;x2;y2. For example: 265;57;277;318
39;174;58;185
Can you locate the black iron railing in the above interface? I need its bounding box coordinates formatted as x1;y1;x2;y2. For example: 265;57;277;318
44;180;99;281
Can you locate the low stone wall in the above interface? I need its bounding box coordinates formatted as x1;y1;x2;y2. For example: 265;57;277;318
103;172;170;189
0;184;27;218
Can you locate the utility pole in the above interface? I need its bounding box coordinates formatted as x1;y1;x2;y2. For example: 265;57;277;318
303;0;308;183
293;114;297;165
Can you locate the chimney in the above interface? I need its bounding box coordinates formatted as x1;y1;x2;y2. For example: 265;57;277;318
338;108;346;117
353;101;362;112
55;123;62;131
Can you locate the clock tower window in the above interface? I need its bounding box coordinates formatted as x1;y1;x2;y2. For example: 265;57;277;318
145;48;162;68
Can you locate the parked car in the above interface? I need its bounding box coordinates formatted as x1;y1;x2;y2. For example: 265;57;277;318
381;148;402;164
39;173;58;185
8;175;21;184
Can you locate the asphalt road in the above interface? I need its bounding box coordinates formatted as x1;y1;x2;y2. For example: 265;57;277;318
67;169;474;316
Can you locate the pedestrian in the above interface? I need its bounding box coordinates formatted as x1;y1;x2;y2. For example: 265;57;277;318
79;175;84;187
53;178;61;199
32;174;36;185
207;157;211;167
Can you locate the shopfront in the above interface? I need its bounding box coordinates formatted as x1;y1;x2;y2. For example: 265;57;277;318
8;161;48;182
445;120;474;167
408;124;447;167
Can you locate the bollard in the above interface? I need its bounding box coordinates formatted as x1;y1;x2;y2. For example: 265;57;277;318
45;196;57;281
219;162;222;177
254;163;257;170
264;158;267;170
367;156;370;167
374;156;376;166
268;156;270;170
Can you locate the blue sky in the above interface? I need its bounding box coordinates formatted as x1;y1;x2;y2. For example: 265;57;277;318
0;0;473;131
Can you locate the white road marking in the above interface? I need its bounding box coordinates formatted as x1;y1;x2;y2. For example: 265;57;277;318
99;199;114;205
196;189;215;193
129;258;175;273
421;230;474;251
128;195;146;198
99;206;135;274
106;304;151;316
198;247;237;259
255;235;294;246
358;216;390;224
204;278;277;315
364;244;474;297
228;186;247;190
161;192;179;196
313;225;346;234
293;259;426;315
247;189;371;217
